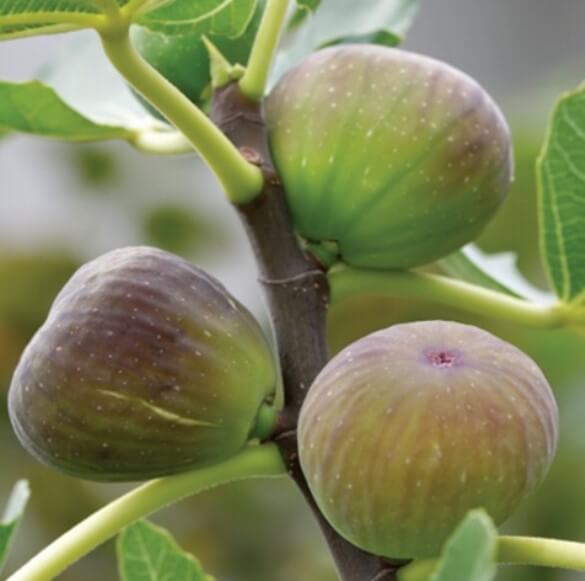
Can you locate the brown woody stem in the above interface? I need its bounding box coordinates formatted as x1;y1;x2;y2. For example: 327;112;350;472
210;82;401;581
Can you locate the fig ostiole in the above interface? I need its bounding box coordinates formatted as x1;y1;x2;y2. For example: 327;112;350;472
8;247;277;482
266;45;513;269
298;321;558;559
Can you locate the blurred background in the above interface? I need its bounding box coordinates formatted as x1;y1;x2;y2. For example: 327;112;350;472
1;1;585;580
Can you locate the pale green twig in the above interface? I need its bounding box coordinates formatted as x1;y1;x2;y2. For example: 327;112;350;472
239;0;290;101
99;28;263;203
329;265;567;330
8;445;285;581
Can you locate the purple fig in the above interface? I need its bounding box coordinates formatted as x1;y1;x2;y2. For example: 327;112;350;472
265;45;513;269
298;321;558;559
8;247;277;481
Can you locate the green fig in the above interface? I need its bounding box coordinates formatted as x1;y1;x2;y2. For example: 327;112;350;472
265;45;513;269
298;321;558;559
131;0;265;111
8;247;276;482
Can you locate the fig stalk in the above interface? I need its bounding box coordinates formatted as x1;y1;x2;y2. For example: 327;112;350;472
239;0;290;102
7;444;286;581
329;266;564;329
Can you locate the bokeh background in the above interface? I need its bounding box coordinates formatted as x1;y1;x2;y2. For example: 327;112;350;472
1;1;585;580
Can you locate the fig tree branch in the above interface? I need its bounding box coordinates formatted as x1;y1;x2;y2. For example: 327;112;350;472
7;445;285;581
210;81;402;581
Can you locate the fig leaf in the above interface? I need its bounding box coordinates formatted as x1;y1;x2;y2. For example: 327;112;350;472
0;480;30;575
538;83;585;306
117;520;213;581
431;510;498;581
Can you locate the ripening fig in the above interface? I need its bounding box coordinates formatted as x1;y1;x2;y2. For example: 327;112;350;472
298;321;558;559
8;247;276;482
265;46;513;269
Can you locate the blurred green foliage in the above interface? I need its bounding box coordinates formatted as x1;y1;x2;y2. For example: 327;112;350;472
0;254;79;335
72;147;119;188
478;132;546;286
142;204;224;256
0;255;79;402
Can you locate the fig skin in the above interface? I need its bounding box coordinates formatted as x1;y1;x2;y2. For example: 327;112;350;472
265;45;513;269
8;247;276;482
298;321;558;559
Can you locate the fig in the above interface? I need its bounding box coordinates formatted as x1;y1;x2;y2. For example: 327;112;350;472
8;247;276;481
131;0;265;110
298;321;558;559
265;45;513;269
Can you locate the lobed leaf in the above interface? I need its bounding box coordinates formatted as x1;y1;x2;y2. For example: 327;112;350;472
137;0;258;36
431;510;498;581
117;520;214;581
537;85;585;305
0;481;30;575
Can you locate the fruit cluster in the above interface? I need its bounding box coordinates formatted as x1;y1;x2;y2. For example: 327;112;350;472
8;41;559;566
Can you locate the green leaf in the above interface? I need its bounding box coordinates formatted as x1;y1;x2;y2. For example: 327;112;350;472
274;0;420;82
0;81;133;141
137;0;258;36
326;30;401;48
431;510;498;581
0;0;132;40
439;244;555;304
538;85;585;305
296;0;320;9
117;520;214;581
0;481;30;575
0;33;176;145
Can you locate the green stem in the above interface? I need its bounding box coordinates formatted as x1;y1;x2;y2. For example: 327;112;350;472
99;28;263;204
329;265;567;329
498;535;585;570
239;0;290;101
396;560;436;581
97;0;122;20
130;129;193;155
398;536;585;580
8;445;285;581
